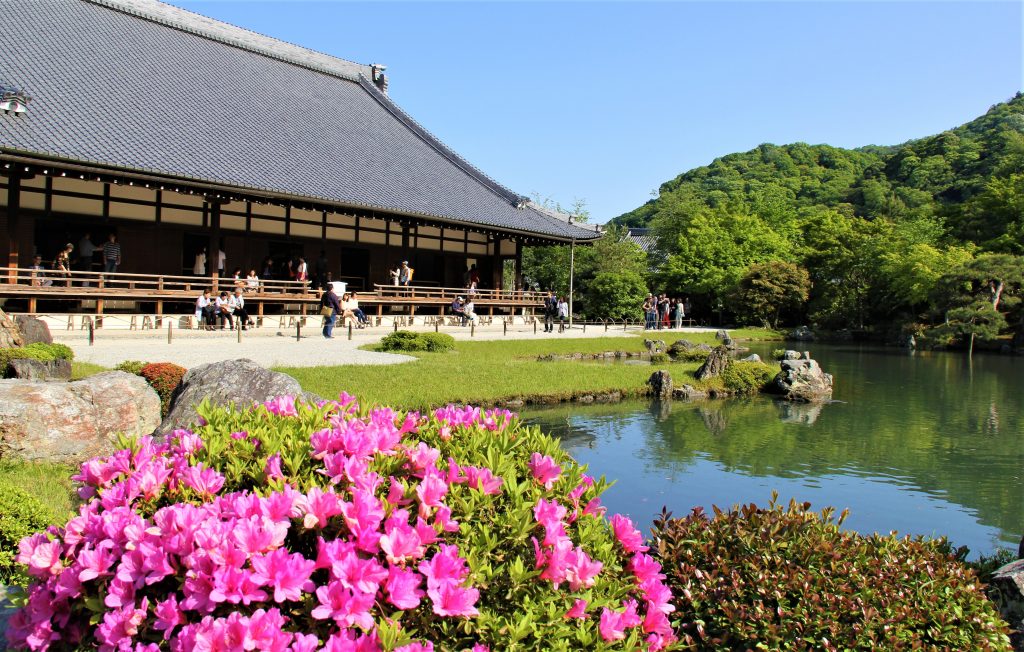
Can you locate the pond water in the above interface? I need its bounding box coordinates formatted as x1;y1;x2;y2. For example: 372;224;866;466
520;344;1023;558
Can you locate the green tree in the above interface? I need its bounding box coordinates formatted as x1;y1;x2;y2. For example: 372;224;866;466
929;254;1024;352
730;261;811;328
584;271;649;321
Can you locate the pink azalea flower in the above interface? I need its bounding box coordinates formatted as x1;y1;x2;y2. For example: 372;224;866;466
628;552;665;585
264;453;285;481
291;633;320;652
528;453;562;489
599;607;627;642
247;608;292;651
77;541;118;581
385;566;424;610
395;643;434;652
301;486;342;529
427;582;480;618
385;476;408;506
263;395;298;417
564;545;603;591
311;580;375;629
415;469;449;516
153;594;184;640
17;533;62;578
331;549;388;595
209;566;267;605
582;496;606;518
180;463;225;498
233;516;289;556
380;510;425;564
418;544;469;589
643;602;674;637
639;578;675;613
407;442;440;472
340;489;385;552
250;548;316;602
471;646;490;652
463;466;503;495
433;505;460;533
95;598;148;650
610;514;648;553
565;598;589;619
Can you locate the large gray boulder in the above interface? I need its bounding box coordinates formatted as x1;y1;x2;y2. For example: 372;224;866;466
0;371;161;463
160;359;321;433
770;357;833;402
788;325;815;341
647;370;672;399
989;560;1024;649
695;345;731;380
0;308;22;349
12;315;52;345
7;358;71;381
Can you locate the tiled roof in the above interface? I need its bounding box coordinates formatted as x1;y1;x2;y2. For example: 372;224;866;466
0;0;601;242
624;228;658;253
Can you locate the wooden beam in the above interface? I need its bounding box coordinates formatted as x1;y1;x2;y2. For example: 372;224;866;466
5;174;21;278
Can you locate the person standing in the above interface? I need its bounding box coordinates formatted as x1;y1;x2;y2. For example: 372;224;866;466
642;294;656;330
193;247;207;276
389;264;400;286
216;248;226;277
320;282;342;339
675;297;685;329
557;296;569;332
77;232;97;285
543;290;557;333
314;250;329;290
102;234;121;273
399;261;413;286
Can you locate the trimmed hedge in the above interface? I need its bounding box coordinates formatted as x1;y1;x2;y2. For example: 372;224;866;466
0;342;74;376
720;360;775;393
653;497;1012;651
380;330;456;353
139;362;187;417
0;479;61;585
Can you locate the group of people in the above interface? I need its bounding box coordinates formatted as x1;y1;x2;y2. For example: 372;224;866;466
29;233;122;287
320;283;369;338
542;291;569;332
449;295;479;326
388;261;415;287
643;294;689;330
194;287;253;331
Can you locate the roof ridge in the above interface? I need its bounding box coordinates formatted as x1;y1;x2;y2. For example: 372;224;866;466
83;0;373;82
357;75;528;209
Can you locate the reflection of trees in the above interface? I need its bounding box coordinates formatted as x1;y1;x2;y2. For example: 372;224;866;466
522;345;1023;548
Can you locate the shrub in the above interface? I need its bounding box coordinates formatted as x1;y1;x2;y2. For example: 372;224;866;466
674;349;710;362
649;352;670;365
720;360;775;393
653;496;1012;651
0;479;61;586
7;397;675;651
139;362;187;417
380;330;455;353
418;332;456;352
0;342;75;376
770;347;787;360
114;360;148;376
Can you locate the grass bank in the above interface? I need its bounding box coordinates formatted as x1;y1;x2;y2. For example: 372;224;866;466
278;328;783;411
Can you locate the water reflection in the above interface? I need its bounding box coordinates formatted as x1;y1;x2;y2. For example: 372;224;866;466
521;344;1022;558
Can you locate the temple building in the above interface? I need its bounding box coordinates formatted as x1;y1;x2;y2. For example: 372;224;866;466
0;0;600;295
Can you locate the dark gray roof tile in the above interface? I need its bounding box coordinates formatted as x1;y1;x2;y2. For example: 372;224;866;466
0;0;601;241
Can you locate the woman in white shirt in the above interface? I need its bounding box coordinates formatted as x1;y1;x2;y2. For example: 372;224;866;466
245;269;260;293
193;248;207;276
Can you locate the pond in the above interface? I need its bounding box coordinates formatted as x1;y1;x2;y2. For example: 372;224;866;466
520;343;1023;558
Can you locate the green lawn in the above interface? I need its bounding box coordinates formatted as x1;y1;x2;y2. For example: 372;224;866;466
278;328;783;411
71;361;108;380
0;460;79;519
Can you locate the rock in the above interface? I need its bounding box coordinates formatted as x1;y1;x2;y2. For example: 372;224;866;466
989;560;1024;647
643;339;665;354
7;358;71;381
12;315;52;345
788;325;815;341
673;384;708;400
770;357;833;402
647;370;672;399
595;391;621;403
159;359;321;433
0;583;15;651
715;330;729;340
0;371;161;463
667;339;697;357
0;308;23;349
740;354;762;363
695;345;731;380
777;401;824;425
782;350;802;360
576;394;595;404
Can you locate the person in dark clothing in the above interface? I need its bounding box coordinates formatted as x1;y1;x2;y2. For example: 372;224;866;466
543;290;557;333
314;251;329;290
321;282;343;339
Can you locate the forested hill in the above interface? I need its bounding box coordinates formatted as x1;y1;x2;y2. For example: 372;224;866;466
608;93;1024;336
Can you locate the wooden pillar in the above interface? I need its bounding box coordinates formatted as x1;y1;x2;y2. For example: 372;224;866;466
244;201;253;272
514;239;523;294
154;190;163;272
401;223;410;262
208;197;222;291
5;173;21;279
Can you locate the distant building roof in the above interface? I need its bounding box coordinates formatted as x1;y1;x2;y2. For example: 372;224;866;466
0;0;600;242
623;228;658;253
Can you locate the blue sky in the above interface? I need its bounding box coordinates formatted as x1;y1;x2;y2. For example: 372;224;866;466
181;1;1023;222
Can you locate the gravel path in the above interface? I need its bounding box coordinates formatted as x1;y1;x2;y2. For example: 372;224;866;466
51;322;715;369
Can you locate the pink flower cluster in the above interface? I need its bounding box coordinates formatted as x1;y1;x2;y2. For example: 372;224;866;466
7;400;508;652
528;455;677;650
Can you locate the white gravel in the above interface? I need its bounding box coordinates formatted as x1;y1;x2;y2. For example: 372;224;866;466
51;321;715;369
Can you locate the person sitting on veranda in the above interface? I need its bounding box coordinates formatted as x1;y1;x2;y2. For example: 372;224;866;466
54;243;74;287
338;292;360;328
232;268;245;290
195;289;216;330
230;288;253;330
245;269;260;293
464;299;479;326
349;291;369;327
215;291;234;330
451;296;466;325
29;255;52;287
